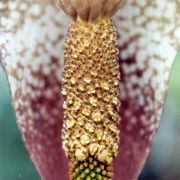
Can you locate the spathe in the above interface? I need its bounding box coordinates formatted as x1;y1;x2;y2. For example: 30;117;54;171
0;0;179;180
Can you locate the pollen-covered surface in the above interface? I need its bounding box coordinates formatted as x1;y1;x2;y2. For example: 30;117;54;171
61;18;120;165
0;0;180;180
69;156;113;180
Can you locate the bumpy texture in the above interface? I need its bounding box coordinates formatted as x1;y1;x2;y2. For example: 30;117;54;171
69;156;112;180
0;1;180;180
61;18;120;166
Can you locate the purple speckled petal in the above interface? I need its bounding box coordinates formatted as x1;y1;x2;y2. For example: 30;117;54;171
0;1;69;179
113;1;179;179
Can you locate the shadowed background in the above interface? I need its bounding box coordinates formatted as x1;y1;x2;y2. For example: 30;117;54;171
0;52;180;180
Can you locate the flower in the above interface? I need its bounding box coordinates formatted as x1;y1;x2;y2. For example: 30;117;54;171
0;0;179;180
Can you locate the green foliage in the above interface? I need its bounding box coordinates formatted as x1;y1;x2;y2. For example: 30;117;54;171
168;51;180;119
0;69;39;180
